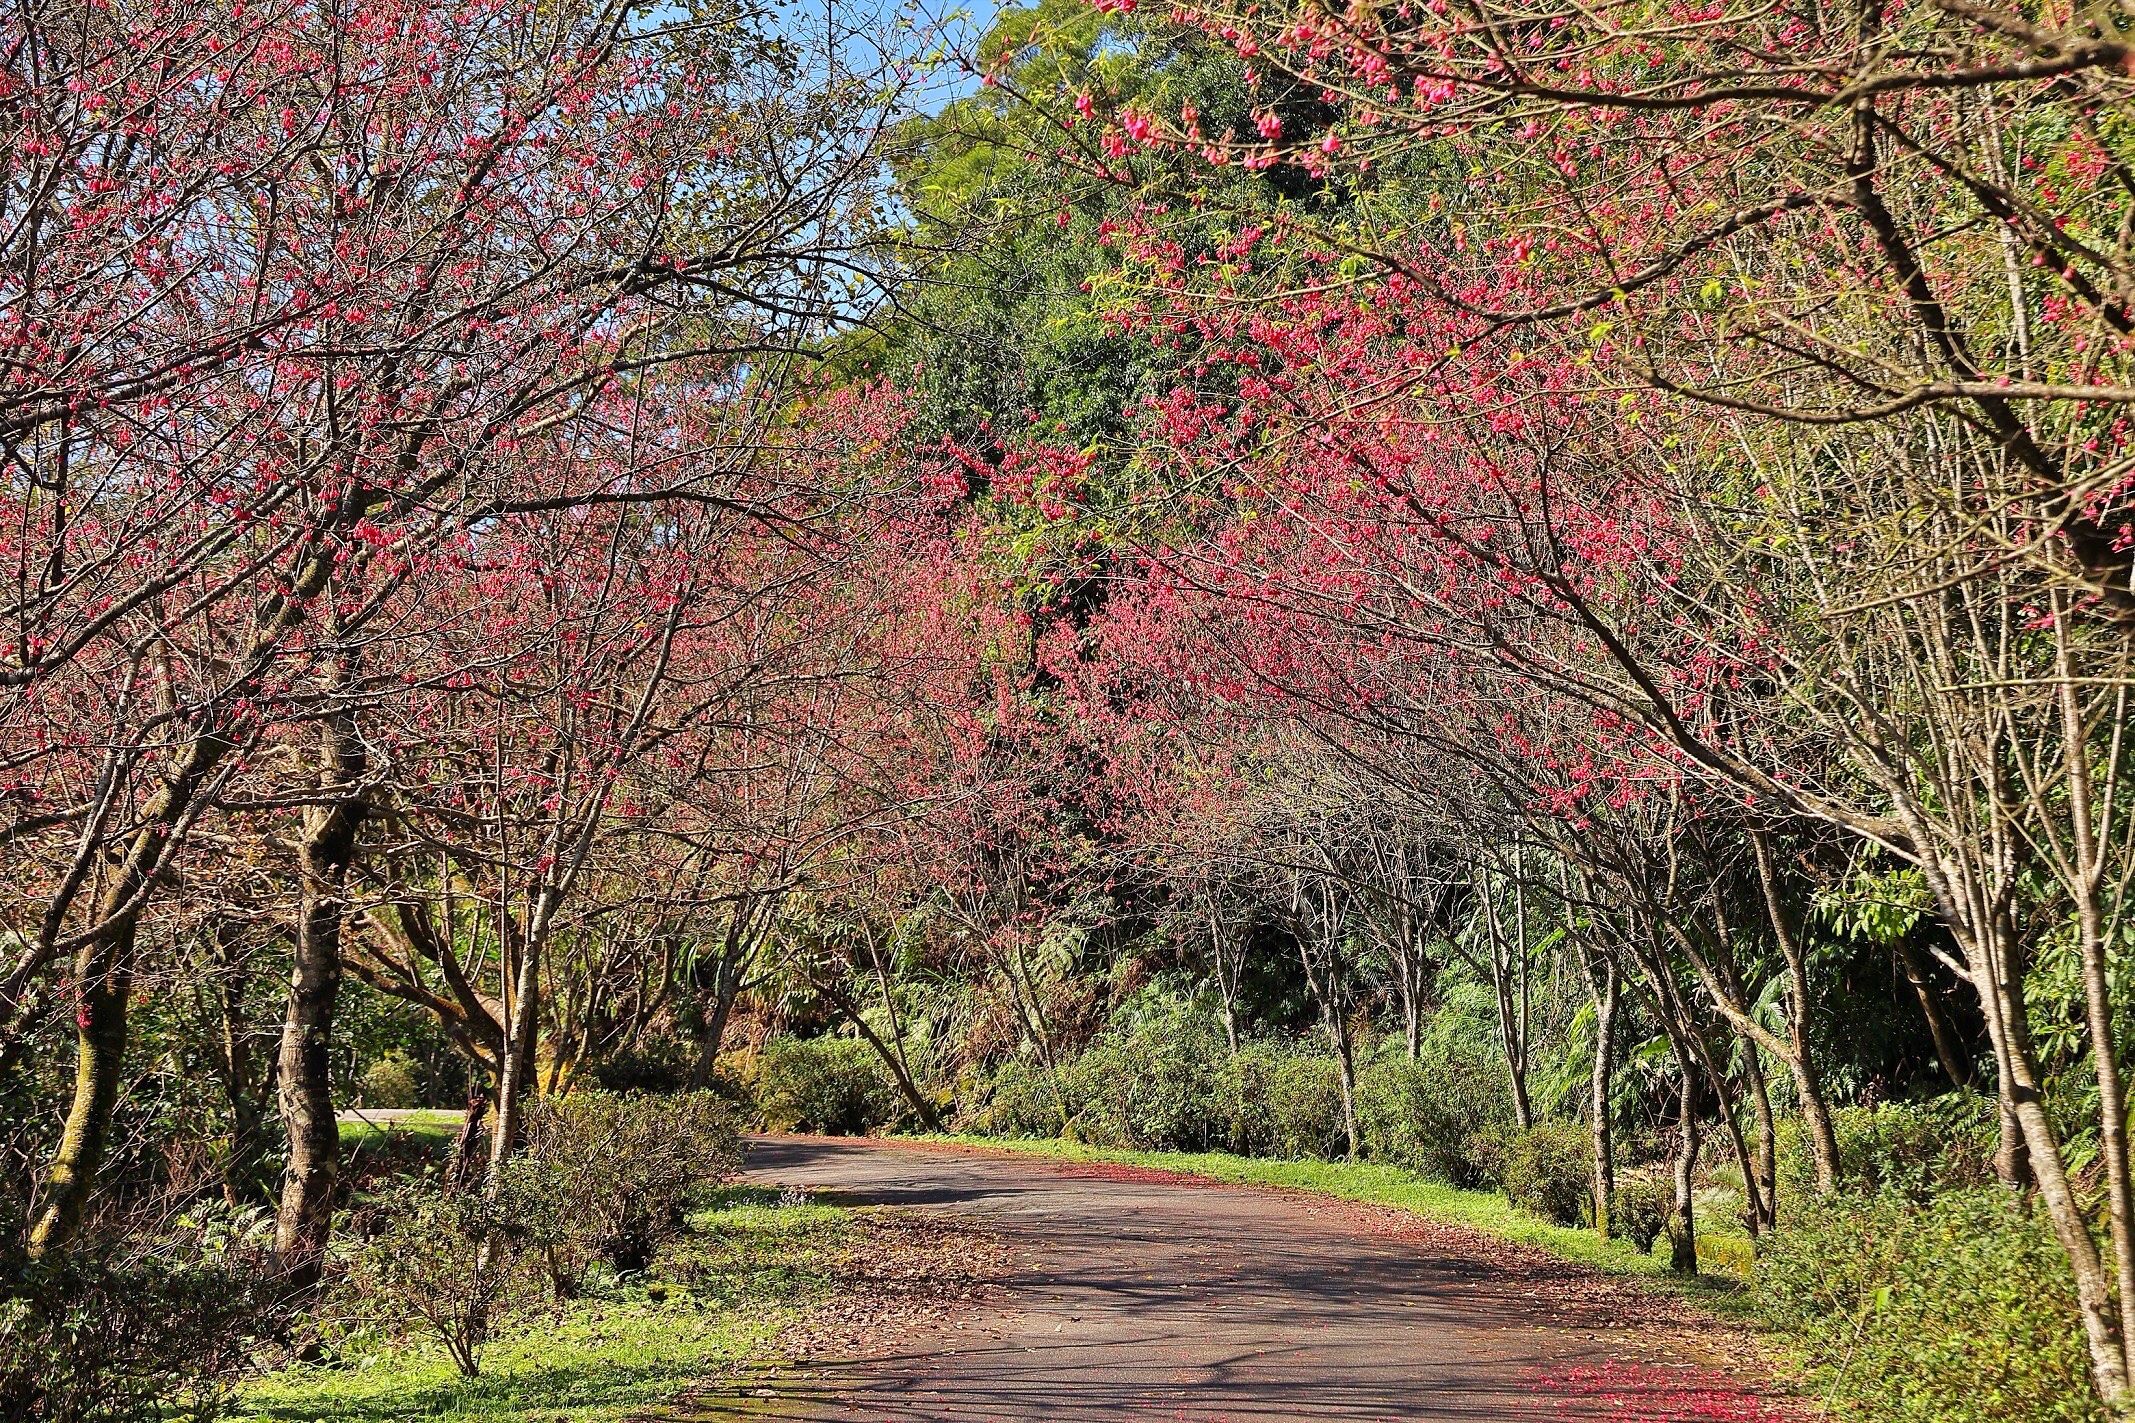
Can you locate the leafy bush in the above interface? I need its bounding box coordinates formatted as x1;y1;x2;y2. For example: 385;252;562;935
1206;1043;1272;1156
1068;1000;1229;1151
521;1090;744;1281
341;1181;527;1378
0;1205;275;1423
1263;1050;1348;1160
358;1051;422;1109
588;1041;698;1094
757;1036;901;1135
1357;1050;1512;1188
969;1057;1071;1138
1779;1098;1999;1200
1613;1171;1668;1252
1499;1121;1590;1226
1756;1187;2098;1422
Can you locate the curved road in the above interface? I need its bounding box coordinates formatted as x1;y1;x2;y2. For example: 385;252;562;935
722;1136;1705;1422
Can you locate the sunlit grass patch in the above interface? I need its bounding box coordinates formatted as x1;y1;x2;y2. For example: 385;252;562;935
336;1110;465;1157
239;1187;851;1423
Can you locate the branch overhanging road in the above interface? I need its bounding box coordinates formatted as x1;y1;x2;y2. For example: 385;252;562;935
708;1135;1792;1422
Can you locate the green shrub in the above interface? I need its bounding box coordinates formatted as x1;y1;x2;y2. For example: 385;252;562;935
0;1204;275;1423
1612;1171;1667;1252
340;1182;528;1378
520;1090;743;1282
1500;1121;1590;1226
588;1041;697;1094
757;1037;901;1135
969;1058;1070;1137
1780;1098;1998;1200
1357;1050;1512;1187
1068;1000;1229;1151
1756;1186;2098;1422
1214;1042;1283;1157
1264;1050;1348;1160
357;1051;421;1110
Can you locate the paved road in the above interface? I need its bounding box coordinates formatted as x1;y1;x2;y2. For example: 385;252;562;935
719;1136;1644;1422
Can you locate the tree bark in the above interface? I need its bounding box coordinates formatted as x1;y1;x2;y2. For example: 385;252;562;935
1894;934;1973;1088
1688;1024;1765;1239
27;936;131;1254
691;948;746;1088
1741;1029;1780;1234
1209;900;1242;1054
1749;829;1839;1193
29;729;232;1256
208;924;273;1207
1329;1001;1360;1161
1667;1064;1700;1276
1588;955;1618;1238
487;928;544;1183
450;1091;491;1187
1482;874;1534;1130
275;710;365;1277
825;982;942;1131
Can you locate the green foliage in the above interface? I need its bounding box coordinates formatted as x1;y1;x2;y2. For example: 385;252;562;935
969;1056;1071;1138
1356;1046;1513;1187
519;1091;745;1282
1258;1048;1348;1160
247;1190;851;1423
1067;997;1230;1150
756;1036;902;1135
0;1202;276;1423
341;1183;527;1378
1756;1188;2099;1423
1612;1172;1668;1253
1498;1122;1591;1227
1780;1099;1999;1199
357;1052;422;1110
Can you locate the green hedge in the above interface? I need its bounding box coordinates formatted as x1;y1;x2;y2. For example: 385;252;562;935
1756;1186;2099;1423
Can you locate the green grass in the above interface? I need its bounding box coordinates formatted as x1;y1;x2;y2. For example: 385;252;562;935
929;1134;1755;1287
239;1187;850;1423
336;1110;463;1156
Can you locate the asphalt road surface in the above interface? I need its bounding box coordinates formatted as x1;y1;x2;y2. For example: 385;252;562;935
722;1136;1666;1422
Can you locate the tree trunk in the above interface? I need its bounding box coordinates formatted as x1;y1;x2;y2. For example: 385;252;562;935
835;996;942;1130
1293;880;1359;1160
1330;1003;1360;1161
213;940;272;1208
450;1092;491;1187
26;933;132;1255
1588;956;1618;1238
691;950;745;1088
487;930;543;1183
1741;1031;1779;1234
29;729;231;1256
1894;935;1973;1088
1667;1065;1700;1276
1749;829;1840;1192
275;712;365;1277
1689;1026;1764;1239
1483;876;1535;1130
1210;903;1242;1054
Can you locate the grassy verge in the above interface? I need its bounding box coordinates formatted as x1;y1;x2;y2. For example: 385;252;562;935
335;1110;463;1157
239;1186;850;1423
925;1134;1755;1288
